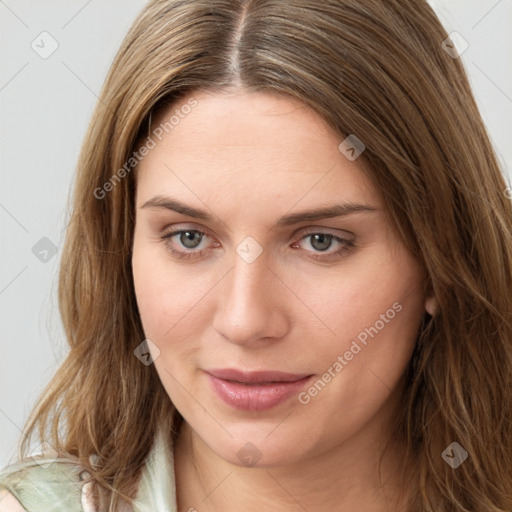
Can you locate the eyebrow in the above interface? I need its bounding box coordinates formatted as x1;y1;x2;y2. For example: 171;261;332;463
140;196;378;226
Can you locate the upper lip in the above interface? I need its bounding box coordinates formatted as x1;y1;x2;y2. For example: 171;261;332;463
205;368;312;384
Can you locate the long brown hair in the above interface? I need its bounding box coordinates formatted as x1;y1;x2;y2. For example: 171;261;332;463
17;0;512;510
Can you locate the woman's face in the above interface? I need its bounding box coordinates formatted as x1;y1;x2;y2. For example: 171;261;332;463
132;89;428;467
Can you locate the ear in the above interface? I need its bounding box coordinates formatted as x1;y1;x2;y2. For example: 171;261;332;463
425;295;437;316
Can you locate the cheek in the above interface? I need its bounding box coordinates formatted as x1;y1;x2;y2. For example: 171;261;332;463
133;239;197;336
132;240;205;402
292;283;423;438
131;237;222;369
292;254;423;342
294;247;425;381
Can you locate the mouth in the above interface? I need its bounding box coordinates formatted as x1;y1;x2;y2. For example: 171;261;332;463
206;368;312;383
204;368;314;411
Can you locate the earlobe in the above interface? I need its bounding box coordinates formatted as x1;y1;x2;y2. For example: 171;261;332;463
425;295;437;316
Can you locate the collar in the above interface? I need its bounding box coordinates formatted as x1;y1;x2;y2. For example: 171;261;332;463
132;426;178;512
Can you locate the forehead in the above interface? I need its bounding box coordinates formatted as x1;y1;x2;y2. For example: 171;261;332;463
135;89;380;211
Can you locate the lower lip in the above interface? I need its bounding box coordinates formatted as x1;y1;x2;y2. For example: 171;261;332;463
207;374;313;412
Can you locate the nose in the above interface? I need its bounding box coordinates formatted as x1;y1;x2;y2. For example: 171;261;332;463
212;249;290;347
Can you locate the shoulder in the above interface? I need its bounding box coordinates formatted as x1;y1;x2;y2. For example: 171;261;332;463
0;454;103;512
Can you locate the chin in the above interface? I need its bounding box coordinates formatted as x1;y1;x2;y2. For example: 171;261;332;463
190;422;318;469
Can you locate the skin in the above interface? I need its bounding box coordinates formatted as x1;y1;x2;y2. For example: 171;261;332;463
132;89;431;512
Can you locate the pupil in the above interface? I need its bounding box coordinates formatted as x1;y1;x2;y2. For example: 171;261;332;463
181;231;201;249
311;234;331;251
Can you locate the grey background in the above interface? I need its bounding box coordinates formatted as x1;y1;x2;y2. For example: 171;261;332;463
1;0;511;467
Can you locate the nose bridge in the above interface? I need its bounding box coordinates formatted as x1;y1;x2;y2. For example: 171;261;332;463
213;244;287;345
232;249;269;304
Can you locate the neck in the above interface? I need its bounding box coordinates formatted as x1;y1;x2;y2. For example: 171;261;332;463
173;413;414;512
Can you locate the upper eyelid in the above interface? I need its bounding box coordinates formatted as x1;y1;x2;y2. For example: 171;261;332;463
161;223;354;238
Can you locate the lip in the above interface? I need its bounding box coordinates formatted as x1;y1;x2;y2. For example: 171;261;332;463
205;368;314;412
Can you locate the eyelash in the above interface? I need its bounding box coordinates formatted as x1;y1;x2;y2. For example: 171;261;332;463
160;228;355;261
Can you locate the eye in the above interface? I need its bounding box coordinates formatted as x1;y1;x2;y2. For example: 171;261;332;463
292;231;355;260
160;227;355;261
161;229;216;259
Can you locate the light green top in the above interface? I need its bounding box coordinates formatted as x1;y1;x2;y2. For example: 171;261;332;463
0;427;178;511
